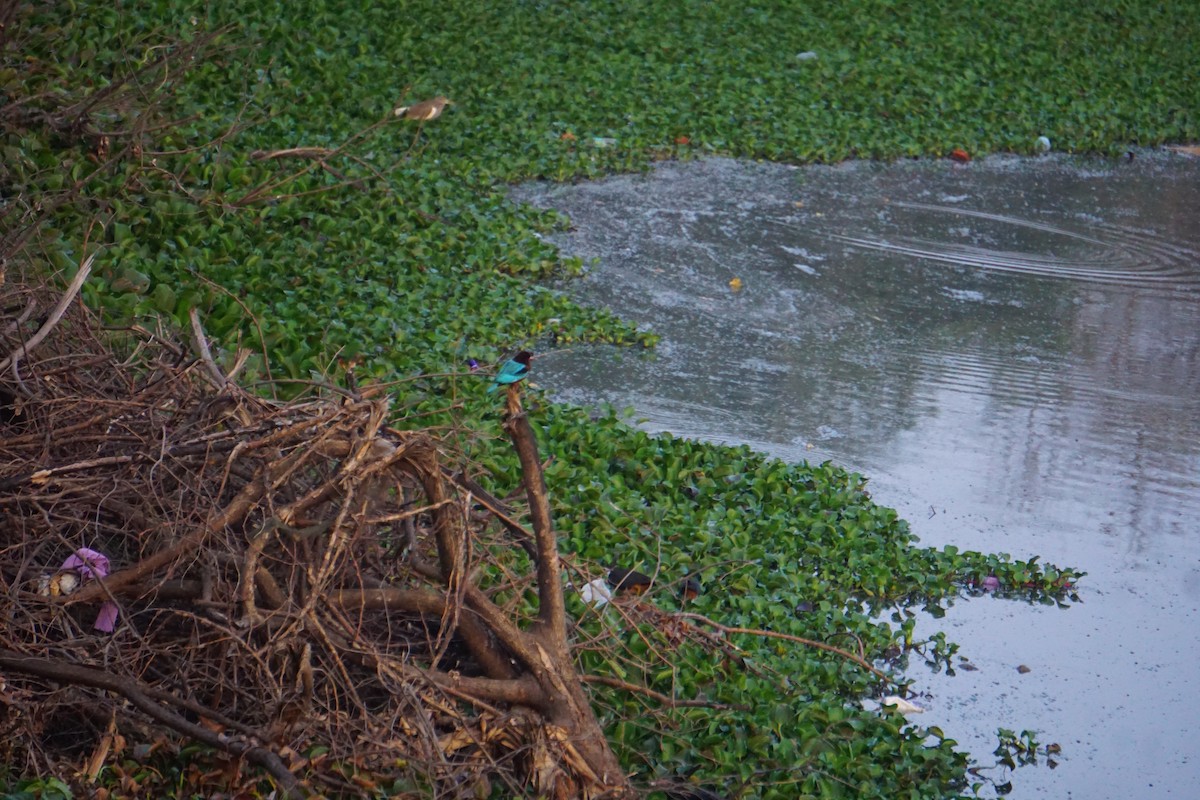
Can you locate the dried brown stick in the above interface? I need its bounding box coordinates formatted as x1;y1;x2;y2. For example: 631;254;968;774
0;649;308;798
580;674;746;711
678;612;894;683
332;587;514;680
0;252;95;374
250;147;334;160
183;269;274;388
401;657;539;708
0;455;134;492
188;307;228;390
362;498;451;525
447;468;536;558
235;114;392;206
0;427;280;491
401;463;544;679
1;295;37;336
64;476;264;605
240;516;280;626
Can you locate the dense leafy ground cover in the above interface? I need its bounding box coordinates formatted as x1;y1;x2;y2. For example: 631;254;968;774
4;0;1194;796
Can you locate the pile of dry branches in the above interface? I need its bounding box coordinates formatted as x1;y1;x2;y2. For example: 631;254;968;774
0;267;632;798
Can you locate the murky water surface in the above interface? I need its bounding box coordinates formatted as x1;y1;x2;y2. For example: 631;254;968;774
512;154;1200;798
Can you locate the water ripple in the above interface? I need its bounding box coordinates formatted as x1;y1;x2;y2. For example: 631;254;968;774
824;202;1200;289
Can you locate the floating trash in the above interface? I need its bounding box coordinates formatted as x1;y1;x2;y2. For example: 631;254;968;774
39;548;119;633
580;578;613;608
881;695;927;715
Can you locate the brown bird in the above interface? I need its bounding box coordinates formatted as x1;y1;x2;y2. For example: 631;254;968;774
394;96;452;121
608;566;653;596
395;96;452;148
680;576;701;602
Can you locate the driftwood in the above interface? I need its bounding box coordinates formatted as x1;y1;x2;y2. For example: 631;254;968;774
0;271;633;798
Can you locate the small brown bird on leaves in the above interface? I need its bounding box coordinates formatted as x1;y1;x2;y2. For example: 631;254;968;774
394;96;451;121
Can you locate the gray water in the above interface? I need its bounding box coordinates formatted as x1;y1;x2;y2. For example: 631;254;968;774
512;153;1200;798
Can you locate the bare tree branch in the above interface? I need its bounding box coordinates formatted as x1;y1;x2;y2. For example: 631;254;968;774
503;387;568;652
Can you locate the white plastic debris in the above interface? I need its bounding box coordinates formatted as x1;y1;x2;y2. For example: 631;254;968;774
796;51;818;61
1035;136;1052;153
580;578;613;608
38;571;80;597
882;695;926;715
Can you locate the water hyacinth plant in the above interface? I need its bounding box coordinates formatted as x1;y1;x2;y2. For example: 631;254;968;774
5;0;1183;795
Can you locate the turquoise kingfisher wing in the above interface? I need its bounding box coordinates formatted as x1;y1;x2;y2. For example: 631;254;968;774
488;350;533;392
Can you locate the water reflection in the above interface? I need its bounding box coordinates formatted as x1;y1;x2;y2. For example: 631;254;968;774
514;155;1200;514
512;153;1200;798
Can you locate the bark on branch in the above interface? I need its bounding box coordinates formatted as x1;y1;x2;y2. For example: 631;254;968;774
503;386;568;653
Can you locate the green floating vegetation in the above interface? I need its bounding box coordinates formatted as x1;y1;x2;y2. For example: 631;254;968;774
4;0;1174;795
518;404;1081;798
9;0;1197;390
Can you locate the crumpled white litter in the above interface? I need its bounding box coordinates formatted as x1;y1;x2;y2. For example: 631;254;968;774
580;578;613;608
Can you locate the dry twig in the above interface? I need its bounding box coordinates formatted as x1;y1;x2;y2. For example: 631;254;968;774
0;271;633;797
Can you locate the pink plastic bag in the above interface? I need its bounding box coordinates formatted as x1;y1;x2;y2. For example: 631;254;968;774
61;548;119;633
